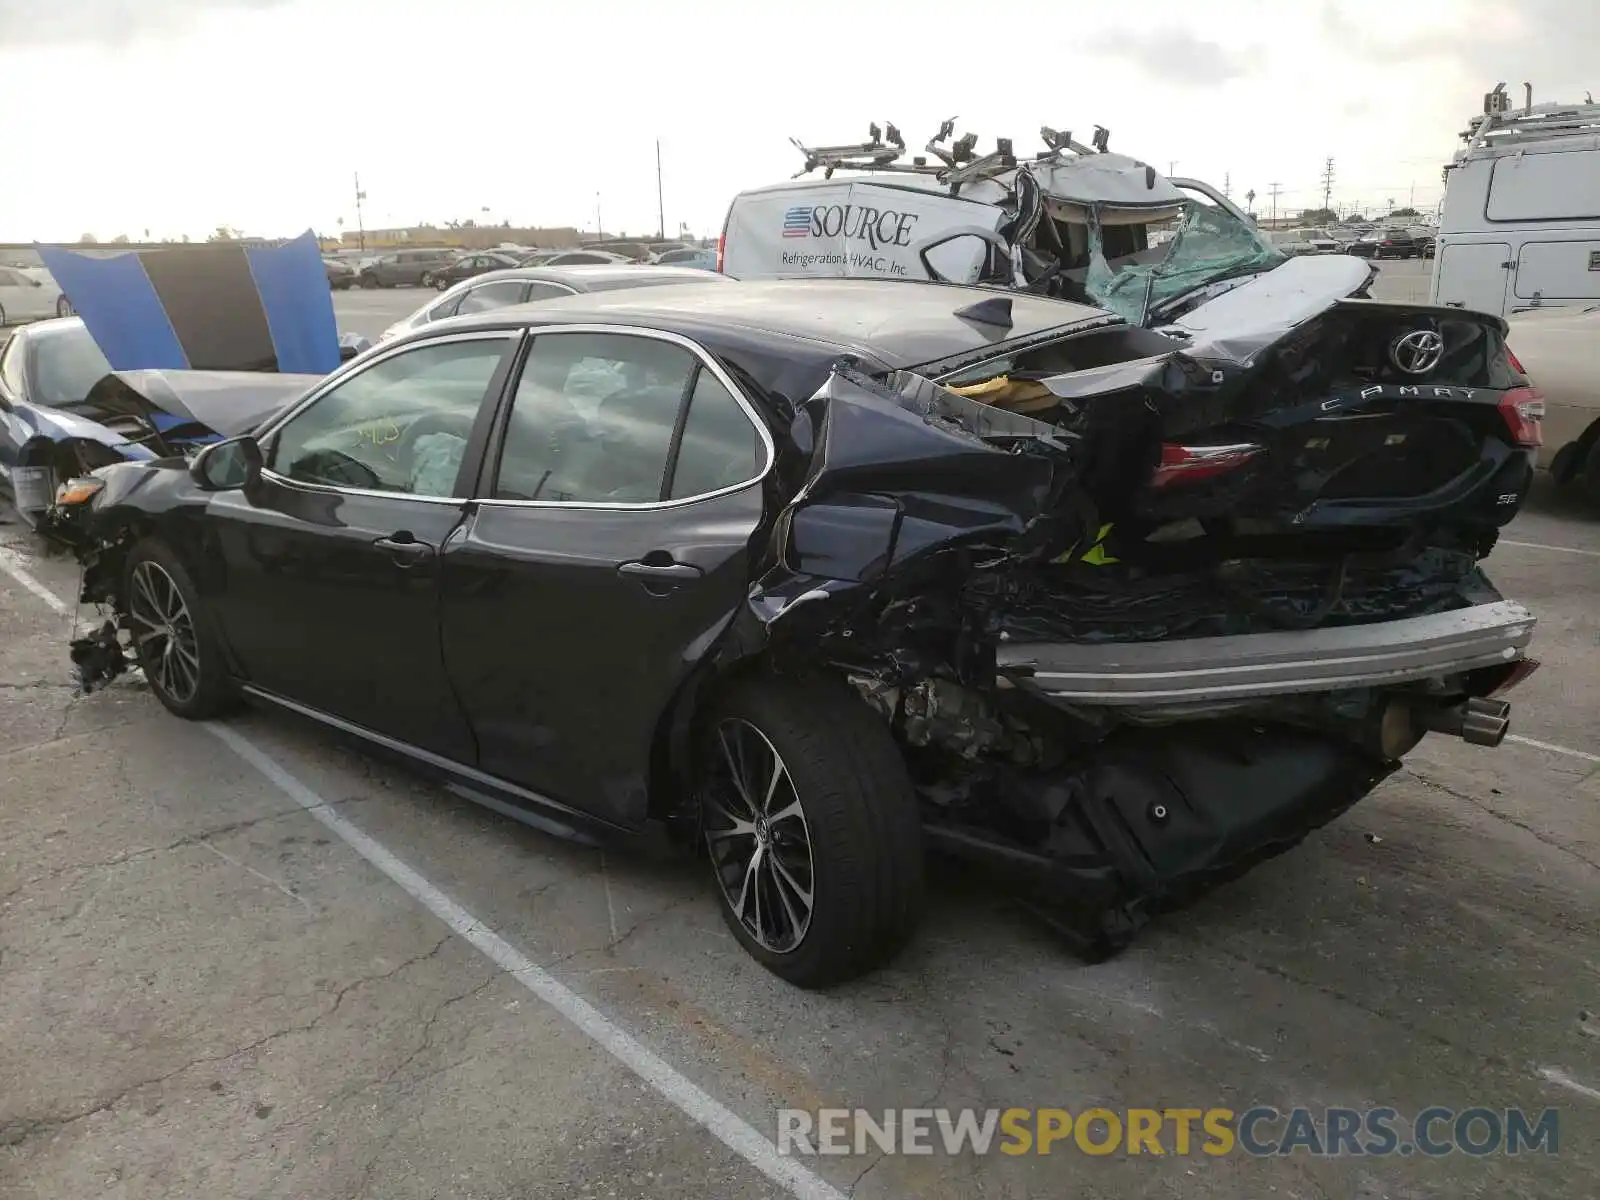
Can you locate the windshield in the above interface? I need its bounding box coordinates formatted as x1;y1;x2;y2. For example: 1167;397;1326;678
1084;193;1285;326
24;323;114;409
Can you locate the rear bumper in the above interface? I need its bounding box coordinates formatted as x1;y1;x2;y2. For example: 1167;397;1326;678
996;600;1536;705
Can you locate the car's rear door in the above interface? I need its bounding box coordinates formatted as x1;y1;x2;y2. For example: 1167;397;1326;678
207;329;518;760
439;326;772;826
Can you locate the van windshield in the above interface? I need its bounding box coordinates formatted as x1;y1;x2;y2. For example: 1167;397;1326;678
1084;195;1285;325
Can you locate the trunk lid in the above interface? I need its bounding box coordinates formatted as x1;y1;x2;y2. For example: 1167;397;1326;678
925;298;1539;554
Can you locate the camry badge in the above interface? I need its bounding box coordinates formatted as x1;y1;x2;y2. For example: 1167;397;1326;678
1389;329;1445;375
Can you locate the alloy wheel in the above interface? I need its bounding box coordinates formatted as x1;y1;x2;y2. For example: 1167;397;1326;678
704;718;816;953
127;560;202;706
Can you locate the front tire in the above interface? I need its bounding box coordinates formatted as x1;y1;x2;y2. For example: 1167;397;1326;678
435;275;451;291
123;539;235;719
699;675;925;988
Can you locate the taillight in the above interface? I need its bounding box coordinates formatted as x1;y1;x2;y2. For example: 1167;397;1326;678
1498;386;1544;448
715;233;726;273
1150;442;1264;487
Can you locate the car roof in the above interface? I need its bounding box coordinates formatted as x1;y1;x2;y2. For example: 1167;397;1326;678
461;264;731;292
431;278;1110;369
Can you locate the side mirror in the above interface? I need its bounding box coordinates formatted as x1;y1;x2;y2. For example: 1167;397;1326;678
914;226;1016;286
190;434;263;492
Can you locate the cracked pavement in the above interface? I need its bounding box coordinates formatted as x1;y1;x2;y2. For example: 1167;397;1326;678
2;319;1599;1197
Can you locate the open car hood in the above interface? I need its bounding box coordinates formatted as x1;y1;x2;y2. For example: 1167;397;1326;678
80;369;320;439
35;230;342;375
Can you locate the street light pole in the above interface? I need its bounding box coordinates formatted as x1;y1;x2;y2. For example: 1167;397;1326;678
354;173;367;253
656;139;665;241
596;192;603;240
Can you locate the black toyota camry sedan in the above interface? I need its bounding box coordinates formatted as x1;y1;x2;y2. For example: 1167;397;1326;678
49;279;1539;986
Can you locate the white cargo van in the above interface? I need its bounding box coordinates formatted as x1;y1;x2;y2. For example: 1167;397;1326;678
716;122;1376;333
1432;83;1600;316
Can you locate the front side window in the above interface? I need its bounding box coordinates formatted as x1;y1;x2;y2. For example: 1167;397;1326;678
269;337;509;496
457;280;527;315
493;333;696;503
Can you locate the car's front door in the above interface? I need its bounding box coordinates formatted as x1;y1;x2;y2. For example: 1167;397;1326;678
440;327;773;825
208;330;518;760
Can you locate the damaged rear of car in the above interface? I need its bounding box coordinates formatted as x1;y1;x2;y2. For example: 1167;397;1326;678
54;279;1540;986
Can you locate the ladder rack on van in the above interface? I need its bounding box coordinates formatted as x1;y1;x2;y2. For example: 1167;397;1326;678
789;120;1112;184
1457;82;1600;159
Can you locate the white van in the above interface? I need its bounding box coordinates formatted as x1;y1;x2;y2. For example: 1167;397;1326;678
1432;83;1600;317
716;123;1374;332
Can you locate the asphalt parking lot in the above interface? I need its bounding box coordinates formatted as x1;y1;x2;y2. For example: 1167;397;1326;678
2;258;1597;1199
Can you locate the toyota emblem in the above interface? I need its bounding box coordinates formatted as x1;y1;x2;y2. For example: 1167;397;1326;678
1389;329;1444;375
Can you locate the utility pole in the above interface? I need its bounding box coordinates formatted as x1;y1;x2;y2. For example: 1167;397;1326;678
1320;156;1335;216
595;192;603;239
1168;160;1177;176
1223;172;1231;199
656;140;665;241
353;173;367;252
1268;181;1282;225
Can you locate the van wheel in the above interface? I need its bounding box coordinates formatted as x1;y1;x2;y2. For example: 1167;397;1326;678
699;675;925;988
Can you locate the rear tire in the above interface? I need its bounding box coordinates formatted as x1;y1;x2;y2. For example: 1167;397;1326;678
699;674;925;988
360;274;378;289
122;539;236;720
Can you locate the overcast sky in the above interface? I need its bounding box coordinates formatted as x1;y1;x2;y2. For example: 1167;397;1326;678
0;0;1590;241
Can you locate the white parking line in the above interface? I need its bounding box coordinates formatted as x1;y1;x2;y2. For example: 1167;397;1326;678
0;545;72;615
207;725;846;1200
1506;734;1600;765
1498;539;1600;560
0;544;845;1200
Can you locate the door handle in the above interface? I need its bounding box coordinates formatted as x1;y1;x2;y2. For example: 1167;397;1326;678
374;535;433;566
617;559;703;581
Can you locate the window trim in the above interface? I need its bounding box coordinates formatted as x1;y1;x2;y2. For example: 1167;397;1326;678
254;329;519;506
478;323;776;512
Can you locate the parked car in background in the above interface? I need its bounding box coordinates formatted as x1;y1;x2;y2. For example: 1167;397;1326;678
52;277;1538;986
428;251;523;291
324;257;358;290
0;265;70;324
377;263;731;342
0;318;320;523
1349;228;1421;259
1506;304;1599;488
358;249;457;289
653;247;718;270
519;249;634;267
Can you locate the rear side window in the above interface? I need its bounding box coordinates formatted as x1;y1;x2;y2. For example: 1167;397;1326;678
493;333;696;503
490;333;765;504
523;282;575;302
667;372;763;499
